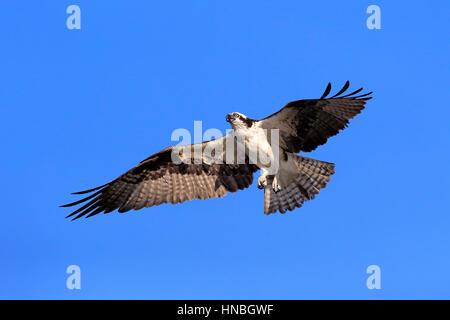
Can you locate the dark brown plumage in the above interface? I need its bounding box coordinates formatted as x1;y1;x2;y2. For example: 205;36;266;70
260;80;372;153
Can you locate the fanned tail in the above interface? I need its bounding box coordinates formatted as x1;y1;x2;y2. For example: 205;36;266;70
264;155;335;214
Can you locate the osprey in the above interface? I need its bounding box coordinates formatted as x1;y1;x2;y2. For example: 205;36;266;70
62;81;372;220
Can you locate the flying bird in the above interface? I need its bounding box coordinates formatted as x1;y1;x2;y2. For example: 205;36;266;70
62;81;372;220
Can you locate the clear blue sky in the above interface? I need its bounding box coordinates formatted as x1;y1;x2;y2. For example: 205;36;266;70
0;1;448;299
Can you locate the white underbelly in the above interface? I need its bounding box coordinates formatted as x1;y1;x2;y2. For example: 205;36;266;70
236;128;278;173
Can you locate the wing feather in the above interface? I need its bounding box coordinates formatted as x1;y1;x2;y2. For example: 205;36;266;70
61;135;257;220
260;81;373;153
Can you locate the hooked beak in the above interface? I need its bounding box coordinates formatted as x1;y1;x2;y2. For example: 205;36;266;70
226;114;232;122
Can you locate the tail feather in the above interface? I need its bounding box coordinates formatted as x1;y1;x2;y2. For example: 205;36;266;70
264;155;335;214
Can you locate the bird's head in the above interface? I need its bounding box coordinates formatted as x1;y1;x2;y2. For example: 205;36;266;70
226;112;253;129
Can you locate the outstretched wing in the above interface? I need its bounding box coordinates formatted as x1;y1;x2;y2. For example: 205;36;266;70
61;134;258;220
259;81;372;153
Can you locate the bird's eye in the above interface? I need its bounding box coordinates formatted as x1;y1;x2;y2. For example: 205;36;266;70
233;113;240;118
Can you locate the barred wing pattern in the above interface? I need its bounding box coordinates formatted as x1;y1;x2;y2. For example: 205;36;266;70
260;81;372;153
61;135;258;220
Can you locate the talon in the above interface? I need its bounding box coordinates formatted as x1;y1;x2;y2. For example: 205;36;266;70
258;175;267;189
272;176;281;193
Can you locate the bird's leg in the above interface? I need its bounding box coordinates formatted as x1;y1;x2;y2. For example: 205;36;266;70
272;174;281;193
258;172;278;191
